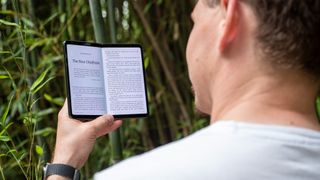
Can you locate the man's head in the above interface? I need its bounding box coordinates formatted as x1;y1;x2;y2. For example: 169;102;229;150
186;0;320;115
206;0;320;77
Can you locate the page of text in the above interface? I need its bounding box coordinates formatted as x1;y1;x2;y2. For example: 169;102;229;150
102;47;147;115
67;44;107;115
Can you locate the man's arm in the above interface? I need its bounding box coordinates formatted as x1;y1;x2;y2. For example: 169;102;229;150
47;100;122;180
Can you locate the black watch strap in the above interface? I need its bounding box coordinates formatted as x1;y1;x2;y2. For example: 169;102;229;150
43;163;80;180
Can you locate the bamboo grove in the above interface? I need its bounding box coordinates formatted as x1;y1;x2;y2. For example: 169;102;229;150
0;0;319;179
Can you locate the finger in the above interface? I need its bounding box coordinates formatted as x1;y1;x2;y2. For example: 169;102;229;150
99;120;123;136
90;115;116;137
58;99;80;126
95;117;123;137
58;99;69;120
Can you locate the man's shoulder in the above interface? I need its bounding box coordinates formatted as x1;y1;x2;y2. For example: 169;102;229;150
94;121;320;180
94;124;226;179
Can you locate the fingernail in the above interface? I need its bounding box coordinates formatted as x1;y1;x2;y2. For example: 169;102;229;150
104;115;114;126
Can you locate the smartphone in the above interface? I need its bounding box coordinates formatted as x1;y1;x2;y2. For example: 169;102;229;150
64;41;149;120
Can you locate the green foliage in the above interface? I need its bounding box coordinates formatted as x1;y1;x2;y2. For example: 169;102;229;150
35;145;43;156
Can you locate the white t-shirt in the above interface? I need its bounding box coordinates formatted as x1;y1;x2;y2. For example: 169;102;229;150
94;121;320;180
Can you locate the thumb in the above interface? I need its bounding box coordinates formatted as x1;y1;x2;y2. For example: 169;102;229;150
90;115;122;138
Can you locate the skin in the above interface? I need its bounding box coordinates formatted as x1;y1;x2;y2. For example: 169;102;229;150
48;0;320;179
48;102;122;180
187;0;320;129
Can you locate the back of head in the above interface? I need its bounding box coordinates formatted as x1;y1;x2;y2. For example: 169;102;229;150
207;0;320;81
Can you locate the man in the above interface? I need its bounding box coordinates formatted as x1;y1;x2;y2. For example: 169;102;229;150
46;0;320;179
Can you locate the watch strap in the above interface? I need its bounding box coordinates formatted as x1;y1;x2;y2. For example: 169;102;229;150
44;163;80;180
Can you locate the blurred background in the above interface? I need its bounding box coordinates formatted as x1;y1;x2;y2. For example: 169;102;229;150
0;0;319;179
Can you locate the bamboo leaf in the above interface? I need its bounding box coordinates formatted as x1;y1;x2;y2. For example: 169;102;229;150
32;76;55;94
0;51;11;54
36;108;56;117
21;17;34;28
44;94;64;106
0;154;6;157
35;145;43;156
34;127;55;137
0;19;20;27
44;93;52;101
28;38;51;51
29;97;41;110
6;149;17;155
52;97;65;106
21;29;39;36
1;95;14;126
30;67;51;92
144;56;150;69
157;0;163;5
59;13;66;23
0;136;10;142
0;122;13;136
143;2;152;13
43;12;59;26
0;75;9;79
0;10;18;15
17;152;27;162
1;66;16;90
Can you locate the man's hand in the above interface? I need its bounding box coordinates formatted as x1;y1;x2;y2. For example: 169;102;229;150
52;100;122;169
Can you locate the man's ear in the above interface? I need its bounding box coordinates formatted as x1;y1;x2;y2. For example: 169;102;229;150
219;0;239;53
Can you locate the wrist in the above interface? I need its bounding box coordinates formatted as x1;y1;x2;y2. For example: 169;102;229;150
52;145;82;169
47;175;70;180
52;156;81;170
43;163;80;180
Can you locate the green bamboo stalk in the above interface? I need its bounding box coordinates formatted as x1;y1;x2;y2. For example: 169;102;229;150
0;32;2;52
66;0;75;39
27;0;51;166
107;0;123;163
149;55;173;142
89;0;108;43
132;2;192;132
27;0;36;24
163;95;179;139
12;0;30;177
58;0;69;40
107;0;116;43
89;0;123;163
27;0;37;70
24;2;50;178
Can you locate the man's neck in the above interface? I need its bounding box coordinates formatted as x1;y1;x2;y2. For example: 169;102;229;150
210;71;320;131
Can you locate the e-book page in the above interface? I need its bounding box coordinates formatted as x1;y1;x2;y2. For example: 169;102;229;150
67;44;107;115
102;47;147;115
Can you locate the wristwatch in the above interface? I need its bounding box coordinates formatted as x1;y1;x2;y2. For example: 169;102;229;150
43;163;80;180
